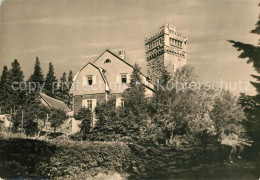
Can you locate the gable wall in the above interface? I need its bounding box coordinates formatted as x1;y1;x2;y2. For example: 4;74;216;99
72;64;106;95
94;52;133;94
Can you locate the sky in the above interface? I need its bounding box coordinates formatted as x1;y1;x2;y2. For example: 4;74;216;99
0;0;259;95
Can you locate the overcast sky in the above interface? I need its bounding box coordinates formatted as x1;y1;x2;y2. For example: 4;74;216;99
0;0;259;95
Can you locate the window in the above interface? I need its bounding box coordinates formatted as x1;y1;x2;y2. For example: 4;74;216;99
104;59;111;63
87;75;93;85
173;65;175;71
87;100;92;111
121;74;127;84
82;99;96;111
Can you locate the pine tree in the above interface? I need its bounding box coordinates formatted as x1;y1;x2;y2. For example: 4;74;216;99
9;59;26;109
228;4;260;142
0;66;10;113
49;108;67;133
44;62;57;97
68;70;73;89
67;70;73;108
29;57;44;86
120;64;149;136
27;57;45;104
75;108;92;140
58;72;67;100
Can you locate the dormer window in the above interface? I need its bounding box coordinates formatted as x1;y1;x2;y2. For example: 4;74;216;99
104;59;111;63
87;75;93;85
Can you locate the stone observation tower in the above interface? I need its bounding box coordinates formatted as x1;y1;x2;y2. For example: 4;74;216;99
145;24;188;83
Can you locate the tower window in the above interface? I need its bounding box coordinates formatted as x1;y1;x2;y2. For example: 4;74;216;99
104;59;111;63
173;65;175;71
121;74;127;84
87;75;93;85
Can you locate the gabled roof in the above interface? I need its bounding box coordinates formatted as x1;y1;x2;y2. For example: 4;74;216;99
71;49;155;95
93;49;153;84
93;49;135;69
80;62;111;91
40;93;70;112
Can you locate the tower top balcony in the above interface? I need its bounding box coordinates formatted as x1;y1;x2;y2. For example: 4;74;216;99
145;23;188;44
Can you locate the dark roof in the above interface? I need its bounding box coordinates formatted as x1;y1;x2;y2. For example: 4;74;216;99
40;93;70;112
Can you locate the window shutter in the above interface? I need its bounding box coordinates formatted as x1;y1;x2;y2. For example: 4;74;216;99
92;75;96;84
82;99;88;108
92;99;97;111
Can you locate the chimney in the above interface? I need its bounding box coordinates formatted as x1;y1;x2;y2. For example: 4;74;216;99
118;51;126;60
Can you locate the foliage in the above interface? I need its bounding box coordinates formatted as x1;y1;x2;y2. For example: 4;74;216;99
210;90;246;134
75;108;92;140
238;93;260;142
94;96;119;134
148;65;217;145
57;72;67;99
66;70;74;108
228;4;260;142
119;64;150;138
26;57;45;105
28;57;44;87
0;66;10;113
9;59;26;109
44;62;58;98
56;71;73;107
12;104;50;136
0;136;237;180
68;70;73;89
94;64;150;141
49;108;67;133
93;64;246;146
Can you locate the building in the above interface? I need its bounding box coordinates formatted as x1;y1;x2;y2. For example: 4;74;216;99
70;24;187;126
145;24;188;83
39;93;80;134
70;49;154;120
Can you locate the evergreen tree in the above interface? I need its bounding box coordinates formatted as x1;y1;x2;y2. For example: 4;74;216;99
67;70;73;108
0;66;10;113
44;62;57;97
75;108;92;140
49;108;67;133
68;70;73;89
27;57;45;104
95;97;119;135
28;57;44;86
228;4;260;142
120;64;149;137
9;59;26;109
57;72;67;101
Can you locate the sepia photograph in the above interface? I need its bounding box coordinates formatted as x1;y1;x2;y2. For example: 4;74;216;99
0;0;259;179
